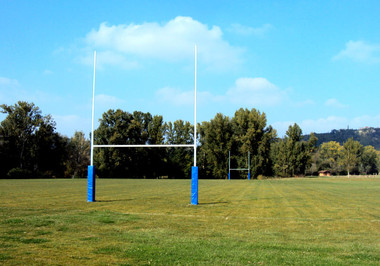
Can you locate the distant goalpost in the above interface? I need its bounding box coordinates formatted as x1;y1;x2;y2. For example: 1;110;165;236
228;151;250;180
87;46;199;205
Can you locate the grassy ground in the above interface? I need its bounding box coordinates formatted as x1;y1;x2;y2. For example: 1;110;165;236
0;177;379;265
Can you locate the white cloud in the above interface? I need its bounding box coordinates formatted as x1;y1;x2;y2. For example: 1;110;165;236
77;50;140;70
156;87;194;106
294;99;315;107
333;40;380;63
83;16;243;71
53;114;89;137
156;87;220;106
95;94;124;104
226;77;285;106
228;23;273;36
43;69;53;75
273;114;380;136
156;77;286;108
325;98;347;108
0;76;19;86
95;94;125;110
271;121;296;137
350;114;380;128
300;116;349;133
273;116;349;137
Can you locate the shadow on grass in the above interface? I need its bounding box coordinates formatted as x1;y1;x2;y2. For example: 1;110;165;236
95;199;133;203
198;201;229;205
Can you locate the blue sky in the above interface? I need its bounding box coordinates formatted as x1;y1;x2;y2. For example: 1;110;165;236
1;0;380;137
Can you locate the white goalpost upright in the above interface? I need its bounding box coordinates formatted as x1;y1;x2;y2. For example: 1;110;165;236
87;46;199;205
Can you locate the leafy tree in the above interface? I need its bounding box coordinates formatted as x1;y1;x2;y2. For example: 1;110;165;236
166;120;194;178
359;145;378;175
271;123;313;177
341;138;363;177
147;115;167;178
0;101;67;178
0;101;42;171
308;133;318;153
317;141;343;174
199;113;233;179
199;108;275;179
271;140;288;177
231;108;276;177
94;109;167;178
305;133;318;175
65;131;90;178
32;115;68;177
284;123;302;176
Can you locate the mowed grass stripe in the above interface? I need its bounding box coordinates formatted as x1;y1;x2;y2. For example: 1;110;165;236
0;178;379;265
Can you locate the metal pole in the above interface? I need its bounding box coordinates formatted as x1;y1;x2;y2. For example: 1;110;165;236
88;50;97;202
228;150;231;180
194;44;197;167
191;44;198;205
248;151;250;180
90;50;96;166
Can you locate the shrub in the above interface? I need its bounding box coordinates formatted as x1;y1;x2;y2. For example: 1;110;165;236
7;168;33;179
257;175;267;180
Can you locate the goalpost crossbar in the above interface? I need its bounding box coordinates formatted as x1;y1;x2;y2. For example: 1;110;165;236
88;45;199;205
228;150;251;180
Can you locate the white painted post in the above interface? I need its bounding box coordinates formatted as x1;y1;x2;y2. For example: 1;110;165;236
194;44;197;167
90;51;96;166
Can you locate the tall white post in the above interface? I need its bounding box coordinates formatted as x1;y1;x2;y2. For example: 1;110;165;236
90;51;96;166
194;45;197;167
191;45;198;205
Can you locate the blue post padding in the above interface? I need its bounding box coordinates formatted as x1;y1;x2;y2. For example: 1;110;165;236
228;172;230;180
87;166;95;202
248;172;251;180
191;166;198;205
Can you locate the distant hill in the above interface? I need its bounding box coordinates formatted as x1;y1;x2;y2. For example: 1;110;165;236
303;127;380;150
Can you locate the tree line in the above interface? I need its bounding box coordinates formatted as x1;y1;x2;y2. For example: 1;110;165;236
1;101;379;179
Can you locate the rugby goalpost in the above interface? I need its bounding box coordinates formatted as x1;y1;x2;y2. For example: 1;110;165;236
87;46;199;205
228;150;250;180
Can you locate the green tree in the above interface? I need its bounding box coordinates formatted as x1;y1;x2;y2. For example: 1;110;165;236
271;123;313;177
305;132;318;175
65;131;90;178
359;145;378;175
0;101;67;178
95;110;149;178
271;139;288;177
0;101;42;171
231;108;276;178
317;141;343;175
341;138;363;177
199;108;275;179
199;113;233;179
285;123;311;176
165;120;194;178
147;115;167;178
33;115;68;178
94;109;167;178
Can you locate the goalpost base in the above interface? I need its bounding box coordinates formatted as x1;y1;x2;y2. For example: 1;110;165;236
87;166;95;202
191;166;198;205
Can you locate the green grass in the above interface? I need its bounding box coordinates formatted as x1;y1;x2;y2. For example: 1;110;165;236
0;177;379;265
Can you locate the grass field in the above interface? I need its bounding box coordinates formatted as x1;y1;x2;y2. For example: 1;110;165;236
0;177;379;265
